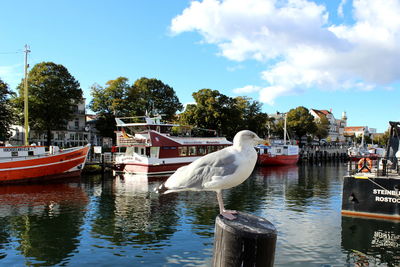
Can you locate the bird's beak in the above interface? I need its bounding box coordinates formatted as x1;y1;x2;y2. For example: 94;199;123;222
255;137;264;145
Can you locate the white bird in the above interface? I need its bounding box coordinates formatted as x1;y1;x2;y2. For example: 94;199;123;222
157;130;263;220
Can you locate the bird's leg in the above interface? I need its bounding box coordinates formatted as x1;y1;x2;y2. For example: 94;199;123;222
216;190;237;220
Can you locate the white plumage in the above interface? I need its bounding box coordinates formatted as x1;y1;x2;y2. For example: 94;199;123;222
158;130;263;220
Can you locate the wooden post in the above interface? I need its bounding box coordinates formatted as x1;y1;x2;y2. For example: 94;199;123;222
212;212;277;267
101;153;105;173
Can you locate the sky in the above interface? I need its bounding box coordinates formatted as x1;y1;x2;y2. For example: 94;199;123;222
1;0;399;133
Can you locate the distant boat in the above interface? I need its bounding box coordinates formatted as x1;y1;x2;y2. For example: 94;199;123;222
256;112;299;166
113;115;232;176
0;145;90;183
256;143;299;166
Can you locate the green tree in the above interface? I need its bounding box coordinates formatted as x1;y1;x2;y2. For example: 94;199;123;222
314;116;329;141
0;78;14;141
89;77;183;140
179;89;268;139
179;89;228;136
269;117;285;139
234;96;269;137
13;62;82;146
373;130;390;146
89;77;131;139
128;77;183;121
286;106;317;141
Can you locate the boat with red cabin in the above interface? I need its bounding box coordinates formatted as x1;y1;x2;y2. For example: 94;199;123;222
113;115;232;176
256;112;299;166
257;142;299;166
0;145;90;183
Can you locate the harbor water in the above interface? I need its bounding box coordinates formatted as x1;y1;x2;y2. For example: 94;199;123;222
0;163;399;266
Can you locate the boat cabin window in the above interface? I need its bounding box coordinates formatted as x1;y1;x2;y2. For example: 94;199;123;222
188;146;197;156
28;151;34;156
126;147;134;155
207;146;218;153
198;146;206;155
134;147;139;154
11;151;18;157
141;148;145;155
179;147;188;156
117;147;127;153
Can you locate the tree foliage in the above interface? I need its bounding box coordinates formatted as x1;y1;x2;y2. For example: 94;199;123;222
0;78;14;141
90;77;131;116
178;89;268;139
128;77;183;121
286;106;317;139
314;116;329;140
89;77;183;139
13;62;82;145
373;130;390;146
89;77;131;139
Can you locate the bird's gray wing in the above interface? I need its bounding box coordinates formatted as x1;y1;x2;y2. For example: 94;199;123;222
164;148;238;191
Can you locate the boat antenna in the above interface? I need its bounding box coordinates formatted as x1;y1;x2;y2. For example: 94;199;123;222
23;44;31;146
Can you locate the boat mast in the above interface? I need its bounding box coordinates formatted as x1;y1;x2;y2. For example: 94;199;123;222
23;45;30;146
283;113;287;145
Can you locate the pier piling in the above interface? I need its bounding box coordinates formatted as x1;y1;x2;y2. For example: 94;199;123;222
212;212;277;267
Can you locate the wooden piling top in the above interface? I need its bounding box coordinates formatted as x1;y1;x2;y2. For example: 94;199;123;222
216;211;276;238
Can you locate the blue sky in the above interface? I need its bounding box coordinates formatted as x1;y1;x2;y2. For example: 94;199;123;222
1;0;399;132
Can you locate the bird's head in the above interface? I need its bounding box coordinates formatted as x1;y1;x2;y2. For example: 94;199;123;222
233;130;264;148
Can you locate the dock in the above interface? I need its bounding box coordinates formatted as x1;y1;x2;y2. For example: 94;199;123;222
84;152;114;174
300;145;349;162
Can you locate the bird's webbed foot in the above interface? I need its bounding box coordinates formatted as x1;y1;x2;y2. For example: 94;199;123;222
224;209;238;214
220;210;238;220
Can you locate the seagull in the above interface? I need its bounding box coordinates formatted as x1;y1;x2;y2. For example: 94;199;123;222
157;130;263;220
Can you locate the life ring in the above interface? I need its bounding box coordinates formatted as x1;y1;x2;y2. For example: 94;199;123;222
358;157;372;173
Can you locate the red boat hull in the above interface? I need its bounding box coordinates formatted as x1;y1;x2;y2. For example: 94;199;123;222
123;161;190;176
0;145;90;183
257;154;299;166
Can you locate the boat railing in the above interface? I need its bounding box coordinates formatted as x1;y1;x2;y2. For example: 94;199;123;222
347;156;400;177
117;137;149;146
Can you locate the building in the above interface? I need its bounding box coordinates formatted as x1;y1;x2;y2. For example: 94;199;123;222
343;126;370;139
8;99;98;147
310;109;347;142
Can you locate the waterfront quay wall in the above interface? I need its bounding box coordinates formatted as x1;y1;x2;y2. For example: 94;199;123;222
299;145;349;163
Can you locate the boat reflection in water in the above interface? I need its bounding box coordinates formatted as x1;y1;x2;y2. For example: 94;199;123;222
0;181;88;266
341;216;400;266
255;164;299;180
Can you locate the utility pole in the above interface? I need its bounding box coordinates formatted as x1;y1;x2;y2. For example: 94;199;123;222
23;44;31;146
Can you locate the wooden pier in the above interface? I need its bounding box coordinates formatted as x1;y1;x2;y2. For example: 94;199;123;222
84;152;114;174
299;145;349;163
83;145;350;175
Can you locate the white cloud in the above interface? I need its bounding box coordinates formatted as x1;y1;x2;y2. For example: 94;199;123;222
171;0;400;105
337;0;347;17
226;64;244;72
233;85;261;94
0;64;23;90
